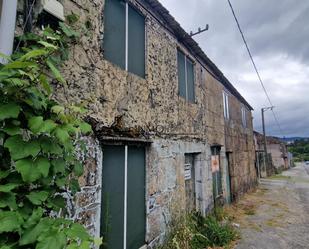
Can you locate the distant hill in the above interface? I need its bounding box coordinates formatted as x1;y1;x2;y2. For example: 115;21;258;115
280;137;309;143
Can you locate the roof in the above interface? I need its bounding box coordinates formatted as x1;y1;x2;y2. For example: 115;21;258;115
142;0;254;110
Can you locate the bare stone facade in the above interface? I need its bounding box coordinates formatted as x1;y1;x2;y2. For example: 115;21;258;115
254;132;289;175
15;0;257;247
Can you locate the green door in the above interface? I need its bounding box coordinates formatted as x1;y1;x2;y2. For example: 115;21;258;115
127;146;146;249
101;145;145;249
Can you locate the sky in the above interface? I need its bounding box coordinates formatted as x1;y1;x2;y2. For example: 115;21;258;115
159;0;309;138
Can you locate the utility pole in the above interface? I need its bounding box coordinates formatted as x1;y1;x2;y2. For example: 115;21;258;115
261;106;274;177
190;24;209;37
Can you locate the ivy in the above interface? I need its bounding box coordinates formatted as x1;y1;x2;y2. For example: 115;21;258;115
0;24;100;248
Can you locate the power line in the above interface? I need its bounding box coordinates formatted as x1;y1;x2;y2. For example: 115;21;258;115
227;0;285;137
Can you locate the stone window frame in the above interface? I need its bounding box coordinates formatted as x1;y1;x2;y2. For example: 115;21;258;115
222;91;230;120
177;48;196;103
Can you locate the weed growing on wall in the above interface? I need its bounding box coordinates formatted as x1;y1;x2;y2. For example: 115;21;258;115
160;211;238;249
0;23;100;248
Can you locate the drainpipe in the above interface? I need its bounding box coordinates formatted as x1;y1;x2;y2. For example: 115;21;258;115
0;0;18;64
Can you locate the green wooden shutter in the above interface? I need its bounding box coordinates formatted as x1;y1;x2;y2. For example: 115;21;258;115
128;6;145;78
103;0;126;70
177;50;186;98
186;58;195;102
127;146;146;248
101;146;125;249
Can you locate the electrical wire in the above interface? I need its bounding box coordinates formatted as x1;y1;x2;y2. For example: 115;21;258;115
227;0;285;137
14;0;36;53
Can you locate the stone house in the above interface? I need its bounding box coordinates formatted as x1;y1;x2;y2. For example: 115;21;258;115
2;0;257;248
254;131;290;175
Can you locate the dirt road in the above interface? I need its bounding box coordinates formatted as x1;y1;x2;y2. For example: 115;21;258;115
232;163;309;249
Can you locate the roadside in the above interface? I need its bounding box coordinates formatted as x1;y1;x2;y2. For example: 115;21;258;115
227;163;309;249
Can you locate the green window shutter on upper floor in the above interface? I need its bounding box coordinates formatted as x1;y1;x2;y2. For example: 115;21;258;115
177;50;186;98
186;58;195;102
177;49;195;102
103;0;145;78
128;5;145;78
103;0;126;70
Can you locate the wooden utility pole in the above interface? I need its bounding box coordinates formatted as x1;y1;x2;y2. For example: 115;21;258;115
261;106;274;177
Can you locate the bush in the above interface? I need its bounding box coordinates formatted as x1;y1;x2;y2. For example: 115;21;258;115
160;211;238;249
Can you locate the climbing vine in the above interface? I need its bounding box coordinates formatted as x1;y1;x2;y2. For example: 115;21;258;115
0;23;100;248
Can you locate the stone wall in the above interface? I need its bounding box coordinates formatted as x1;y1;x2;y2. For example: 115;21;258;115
224;93;257;201
146;139;213;247
15;0;257;246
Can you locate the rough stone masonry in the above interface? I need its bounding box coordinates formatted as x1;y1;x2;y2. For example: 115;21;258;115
15;0;258;247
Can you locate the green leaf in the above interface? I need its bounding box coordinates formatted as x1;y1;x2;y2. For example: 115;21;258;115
15;158;41;182
0;211;23;233
69;179;80;194
26;191;49;205
46;59;65;84
39;74;52;95
3;77;28;86
48;195;65;210
36;157;50;177
79;122;92;134
23;208;43;229
52;159;66;174
4;61;38;69
66;223;90;241
2;124;21;135
4;136;40;160
79;241;91;249
0;192;17;210
0;170;10;179
0;103;20;120
36;231;67;249
40;137;62;155
93;237;103;246
55;177;66;187
51;105;65;114
73;162;83;177
41;120;57;133
38;41;58;50
29;117;57;134
20;218;53;245
20;49;48;61
54;127;70;144
28;116;44;133
0;183;19;192
59;22;80;38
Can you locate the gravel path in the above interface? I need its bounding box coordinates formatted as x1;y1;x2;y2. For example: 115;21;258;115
234;163;309;249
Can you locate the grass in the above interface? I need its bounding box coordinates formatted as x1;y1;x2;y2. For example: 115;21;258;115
159;211;239;249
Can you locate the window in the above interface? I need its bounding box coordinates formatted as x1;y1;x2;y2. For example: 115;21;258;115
103;0;145;78
177;49;195;102
223;91;229;119
241;107;247;127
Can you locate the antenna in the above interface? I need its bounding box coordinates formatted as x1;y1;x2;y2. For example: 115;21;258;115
190;24;209;37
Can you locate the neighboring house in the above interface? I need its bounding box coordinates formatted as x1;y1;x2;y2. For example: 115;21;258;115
254;131;290;175
5;0;257;248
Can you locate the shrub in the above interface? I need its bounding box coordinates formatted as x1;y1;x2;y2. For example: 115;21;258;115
160;211;238;249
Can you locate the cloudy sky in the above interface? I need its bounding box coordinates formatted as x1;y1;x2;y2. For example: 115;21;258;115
159;0;309;137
